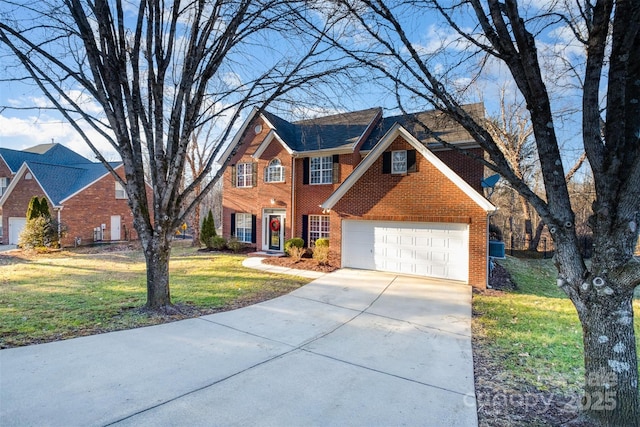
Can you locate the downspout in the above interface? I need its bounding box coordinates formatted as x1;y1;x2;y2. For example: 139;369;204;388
291;156;296;238
56;206;63;247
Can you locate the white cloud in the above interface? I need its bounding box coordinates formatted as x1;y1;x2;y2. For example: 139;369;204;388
0;113;118;161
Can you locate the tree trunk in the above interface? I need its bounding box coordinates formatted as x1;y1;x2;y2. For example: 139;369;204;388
529;221;545;252
191;203;201;248
143;234;172;310
574;288;639;426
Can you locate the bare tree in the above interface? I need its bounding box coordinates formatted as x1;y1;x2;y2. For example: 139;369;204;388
0;0;343;310
314;0;639;424
184;123;217;247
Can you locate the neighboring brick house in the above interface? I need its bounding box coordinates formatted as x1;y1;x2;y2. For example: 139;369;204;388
221;104;496;289
0;143;138;247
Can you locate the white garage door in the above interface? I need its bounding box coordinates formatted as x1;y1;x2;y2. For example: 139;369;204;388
342;220;469;282
8;217;27;245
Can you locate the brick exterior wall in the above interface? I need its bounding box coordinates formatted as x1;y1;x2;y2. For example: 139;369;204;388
1;169;49;245
332;136;489;288
293;152;361;242
59;168;136;246
223;118;294;249
1;165;142;247
0;157;14;239
434;148;485;193
222;116;490;288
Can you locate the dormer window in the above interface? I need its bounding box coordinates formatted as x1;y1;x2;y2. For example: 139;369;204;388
265;159;284;183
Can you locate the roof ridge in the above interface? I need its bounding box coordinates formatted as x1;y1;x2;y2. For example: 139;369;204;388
293;107;382;125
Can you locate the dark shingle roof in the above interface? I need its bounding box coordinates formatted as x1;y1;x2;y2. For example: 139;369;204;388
264;108;381;152
361;104;484;151
261;105;481;154
0;144;120;206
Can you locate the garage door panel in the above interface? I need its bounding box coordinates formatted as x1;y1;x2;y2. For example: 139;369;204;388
342;220;468;282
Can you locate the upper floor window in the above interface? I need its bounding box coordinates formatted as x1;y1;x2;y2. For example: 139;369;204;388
265;159;284;183
0;177;8;196
392;150;407;174
382;149;417;175
310;156;333;184
115;182;126;199
236;162;254;188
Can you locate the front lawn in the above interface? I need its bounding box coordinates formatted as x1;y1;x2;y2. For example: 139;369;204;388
0;242;310;348
473;256;640;425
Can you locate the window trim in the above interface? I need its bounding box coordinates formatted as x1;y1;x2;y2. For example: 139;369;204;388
0;177;8;196
236;162;254;188
309;156;333;185
308;214;330;246
235;213;253;243
265;158;284;183
115;182;127;199
391;150;407;174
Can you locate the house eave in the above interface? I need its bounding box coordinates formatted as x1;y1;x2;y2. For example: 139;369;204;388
321;124;495;213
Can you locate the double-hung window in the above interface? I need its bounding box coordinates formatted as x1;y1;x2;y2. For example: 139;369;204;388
236;213;252;243
236;163;253;187
115;182;126;199
265;159;284;183
310;156;333;184
392;150;407;174
309;215;330;245
0;177;8;196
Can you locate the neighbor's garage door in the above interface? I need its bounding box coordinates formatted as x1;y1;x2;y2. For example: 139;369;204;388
342;220;469;282
8;217;27;245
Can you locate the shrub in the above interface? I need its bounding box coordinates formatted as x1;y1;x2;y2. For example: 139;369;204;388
227;237;245;253
18;217;64;250
200;209;217;249
210;236;227;251
284;238;304;253
288;246;306;262
312;238;329;265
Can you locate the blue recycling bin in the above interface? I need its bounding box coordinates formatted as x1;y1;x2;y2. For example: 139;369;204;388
489;240;505;259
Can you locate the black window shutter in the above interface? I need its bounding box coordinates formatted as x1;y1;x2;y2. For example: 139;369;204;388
251;163;258;187
301;215;309;247
251;215;257;244
332;154;340;183
407;149;417;173
231;165;237;187
382;152;391;174
303;158;310;185
230;213;236;236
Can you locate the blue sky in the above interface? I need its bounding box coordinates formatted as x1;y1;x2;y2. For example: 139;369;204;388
0;1;589;177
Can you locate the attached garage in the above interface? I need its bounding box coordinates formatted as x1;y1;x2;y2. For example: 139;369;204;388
8;217;27;245
342;220;469;282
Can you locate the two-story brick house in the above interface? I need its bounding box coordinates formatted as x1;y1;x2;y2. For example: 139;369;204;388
222;104;495;288
0;143;138;246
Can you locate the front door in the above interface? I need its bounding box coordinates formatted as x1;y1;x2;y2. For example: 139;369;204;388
268;214;282;251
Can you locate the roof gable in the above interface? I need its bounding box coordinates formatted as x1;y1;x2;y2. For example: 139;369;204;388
0;148;43;173
361;103;483;151
0;144;120;207
321;123;495;212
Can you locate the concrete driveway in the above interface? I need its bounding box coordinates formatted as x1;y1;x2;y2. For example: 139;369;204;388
0;264;477;427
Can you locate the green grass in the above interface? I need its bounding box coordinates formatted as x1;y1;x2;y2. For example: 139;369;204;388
474;257;640;394
0;242;310;348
